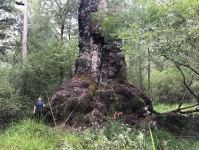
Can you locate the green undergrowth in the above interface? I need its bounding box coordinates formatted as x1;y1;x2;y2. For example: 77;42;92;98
0;119;199;150
0;119;62;150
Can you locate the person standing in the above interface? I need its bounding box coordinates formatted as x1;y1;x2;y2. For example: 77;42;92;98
33;97;45;120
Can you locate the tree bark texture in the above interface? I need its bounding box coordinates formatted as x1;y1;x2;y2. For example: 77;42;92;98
49;0;153;127
75;0;126;84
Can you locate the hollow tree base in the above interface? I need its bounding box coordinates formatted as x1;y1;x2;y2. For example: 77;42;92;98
49;75;150;127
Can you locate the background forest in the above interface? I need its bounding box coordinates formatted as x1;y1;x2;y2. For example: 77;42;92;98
1;0;199;149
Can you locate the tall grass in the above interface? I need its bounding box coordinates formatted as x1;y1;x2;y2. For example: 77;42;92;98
149;126;156;150
0;119;63;150
0;119;199;150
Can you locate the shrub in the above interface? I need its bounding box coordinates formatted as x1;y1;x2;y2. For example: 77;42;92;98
151;68;193;104
0;68;22;125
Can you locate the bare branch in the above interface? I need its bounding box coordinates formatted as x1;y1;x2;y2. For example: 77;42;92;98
162;103;199;114
160;50;199;76
175;63;199;102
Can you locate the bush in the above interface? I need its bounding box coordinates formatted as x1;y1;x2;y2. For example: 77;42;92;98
0;68;22;125
11;40;78;101
151;68;193;104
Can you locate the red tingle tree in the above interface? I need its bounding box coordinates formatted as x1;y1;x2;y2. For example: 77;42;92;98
49;0;154;127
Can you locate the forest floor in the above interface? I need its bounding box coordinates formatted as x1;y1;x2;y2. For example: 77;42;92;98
0;103;199;150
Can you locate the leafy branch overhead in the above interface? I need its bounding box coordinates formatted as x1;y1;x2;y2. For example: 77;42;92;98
99;0;199;104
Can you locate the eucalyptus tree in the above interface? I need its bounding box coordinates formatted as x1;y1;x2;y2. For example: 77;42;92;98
48;0;154;127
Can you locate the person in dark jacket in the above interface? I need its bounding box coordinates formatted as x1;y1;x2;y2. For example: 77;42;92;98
33;97;45;120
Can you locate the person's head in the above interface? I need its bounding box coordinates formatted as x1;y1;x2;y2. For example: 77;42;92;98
38;97;42;101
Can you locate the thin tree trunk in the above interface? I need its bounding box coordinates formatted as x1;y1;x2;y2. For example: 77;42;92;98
139;56;143;90
22;0;28;59
59;20;65;84
67;18;73;78
60;21;65;41
16;0;29;97
68;21;71;40
147;47;152;99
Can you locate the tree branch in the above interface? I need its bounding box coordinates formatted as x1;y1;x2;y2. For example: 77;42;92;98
175;63;199;102
162;103;199;114
16;1;24;6
160;50;199;76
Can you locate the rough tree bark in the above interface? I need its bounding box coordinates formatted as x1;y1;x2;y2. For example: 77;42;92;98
49;0;153;127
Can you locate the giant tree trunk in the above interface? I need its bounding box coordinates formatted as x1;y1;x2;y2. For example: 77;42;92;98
50;0;153;127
